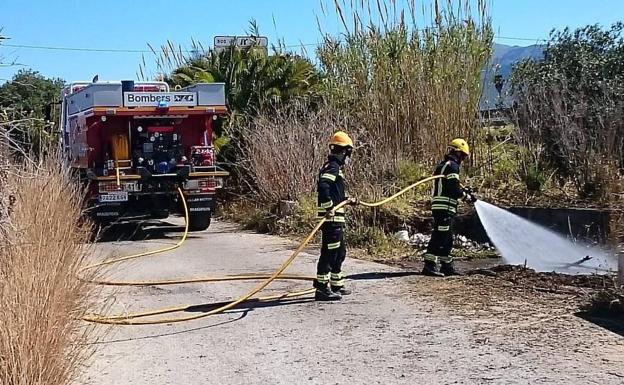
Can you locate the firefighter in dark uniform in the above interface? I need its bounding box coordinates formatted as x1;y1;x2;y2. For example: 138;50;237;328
314;131;358;301
423;138;477;277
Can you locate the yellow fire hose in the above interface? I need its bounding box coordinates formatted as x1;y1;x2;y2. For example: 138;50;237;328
83;176;443;325
82;188;189;272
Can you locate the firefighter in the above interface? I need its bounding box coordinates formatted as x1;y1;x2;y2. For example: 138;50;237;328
314;131;358;301
422;138;477;277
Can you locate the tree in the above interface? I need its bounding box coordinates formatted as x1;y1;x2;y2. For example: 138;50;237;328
168;46;322;116
0;70;65;156
0;69;65;115
512;23;624;200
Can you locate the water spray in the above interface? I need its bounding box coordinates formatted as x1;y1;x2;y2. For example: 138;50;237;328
474;200;617;274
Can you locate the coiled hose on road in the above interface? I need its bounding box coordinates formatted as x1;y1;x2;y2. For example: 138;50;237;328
83;176;443;325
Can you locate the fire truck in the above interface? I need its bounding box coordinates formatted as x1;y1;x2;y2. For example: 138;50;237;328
59;80;228;230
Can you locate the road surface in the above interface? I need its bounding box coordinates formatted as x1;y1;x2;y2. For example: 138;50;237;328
85;219;624;385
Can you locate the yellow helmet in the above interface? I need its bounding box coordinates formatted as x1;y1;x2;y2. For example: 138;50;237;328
329;131;354;148
449;138;470;156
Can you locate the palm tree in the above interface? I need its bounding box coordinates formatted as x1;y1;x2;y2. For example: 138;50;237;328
168;45;321;115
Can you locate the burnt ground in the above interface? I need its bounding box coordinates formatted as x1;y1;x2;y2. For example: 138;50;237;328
390;254;624;336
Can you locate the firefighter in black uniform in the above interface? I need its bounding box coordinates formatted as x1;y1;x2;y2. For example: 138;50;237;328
314;131;357;301
423;138;477;277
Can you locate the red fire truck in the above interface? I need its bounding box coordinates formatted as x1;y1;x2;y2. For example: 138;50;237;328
59;80;228;230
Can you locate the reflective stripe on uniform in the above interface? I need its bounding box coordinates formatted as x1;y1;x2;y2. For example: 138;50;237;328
339;170;345;178
431;204;457;213
424;253;438;262
330;272;345;280
317;211;346;218
330;272;345;286
446;173;460;180
439;255;453;263
435;162;450;198
432;196;458;205
437;225;450;231
318;200;333;209
317;207;345;214
316;273;330;283
326;241;341;250
321;173;336;181
318;213;347;222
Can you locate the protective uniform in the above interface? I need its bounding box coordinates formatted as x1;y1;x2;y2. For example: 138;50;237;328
423;138;475;277
314;131;354;300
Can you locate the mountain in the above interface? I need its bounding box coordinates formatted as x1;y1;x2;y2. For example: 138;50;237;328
480;43;545;110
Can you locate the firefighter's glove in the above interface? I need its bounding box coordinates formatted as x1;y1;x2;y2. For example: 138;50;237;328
462;187;478;204
324;210;336;219
347;197;360;206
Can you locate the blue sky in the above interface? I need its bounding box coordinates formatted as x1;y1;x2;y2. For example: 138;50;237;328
1;0;623;82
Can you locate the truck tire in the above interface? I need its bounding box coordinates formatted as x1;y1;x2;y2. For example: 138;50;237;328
188;213;211;231
151;209;170;219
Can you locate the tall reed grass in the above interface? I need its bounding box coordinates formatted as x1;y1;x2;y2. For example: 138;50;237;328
317;0;492;167
0;153;97;385
242;0;492;204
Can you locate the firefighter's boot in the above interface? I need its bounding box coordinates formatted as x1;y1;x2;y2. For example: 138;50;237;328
422;260;445;277
440;261;461;276
330;272;350;295
315;286;342;301
331;286;352;296
314;279;341;301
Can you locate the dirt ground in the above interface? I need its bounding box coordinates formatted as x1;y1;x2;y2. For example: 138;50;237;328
85;219;624;385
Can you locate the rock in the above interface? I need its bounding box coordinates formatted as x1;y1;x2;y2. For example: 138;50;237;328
394;230;410;242
409;233;430;247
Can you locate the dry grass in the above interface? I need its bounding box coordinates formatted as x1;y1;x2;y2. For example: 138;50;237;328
317;0;492;165
513;79;624;202
0;154;98;385
238;102;347;202
0;132;9;227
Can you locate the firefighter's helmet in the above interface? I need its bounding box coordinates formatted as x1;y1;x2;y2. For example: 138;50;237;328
329;131;354;148
449;138;470;156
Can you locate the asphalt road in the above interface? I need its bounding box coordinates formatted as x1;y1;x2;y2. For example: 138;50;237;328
85;219;624;385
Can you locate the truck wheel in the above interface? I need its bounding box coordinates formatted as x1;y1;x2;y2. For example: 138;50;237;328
188;213;211;231
151;209;170;219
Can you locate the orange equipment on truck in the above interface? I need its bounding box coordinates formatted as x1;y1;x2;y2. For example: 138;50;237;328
59;80;228;230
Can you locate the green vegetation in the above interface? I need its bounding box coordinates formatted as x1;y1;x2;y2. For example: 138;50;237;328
171;50;320;115
347;226;411;258
0;70;64;157
512;22;624;202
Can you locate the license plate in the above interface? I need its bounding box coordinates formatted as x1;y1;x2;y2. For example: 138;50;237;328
99;191;128;202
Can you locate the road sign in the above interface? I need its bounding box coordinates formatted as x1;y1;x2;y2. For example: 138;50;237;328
214;36;268;50
235;36;268;48
214;36;236;47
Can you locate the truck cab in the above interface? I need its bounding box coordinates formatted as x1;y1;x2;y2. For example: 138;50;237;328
59;80;228;230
